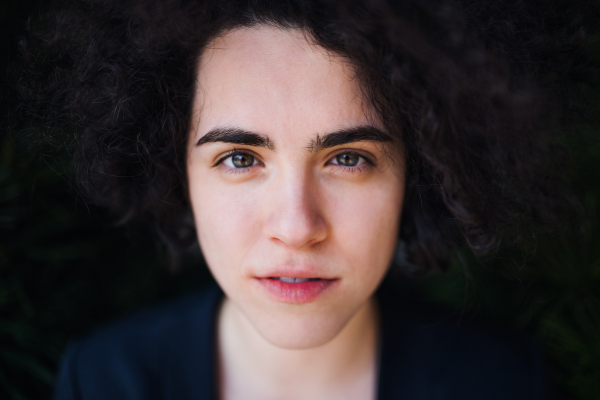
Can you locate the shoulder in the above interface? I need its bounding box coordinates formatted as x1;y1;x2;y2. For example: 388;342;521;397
377;280;552;400
53;284;222;400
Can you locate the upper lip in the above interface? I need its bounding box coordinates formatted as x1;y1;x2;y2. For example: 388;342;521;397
254;266;336;280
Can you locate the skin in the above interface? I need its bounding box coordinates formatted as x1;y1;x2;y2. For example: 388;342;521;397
187;26;405;400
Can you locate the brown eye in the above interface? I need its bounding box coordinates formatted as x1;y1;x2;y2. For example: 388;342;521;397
335;153;360;167
229;153;255;168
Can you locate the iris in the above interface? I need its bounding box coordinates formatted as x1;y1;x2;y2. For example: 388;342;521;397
336;153;359;167
232;153;255;168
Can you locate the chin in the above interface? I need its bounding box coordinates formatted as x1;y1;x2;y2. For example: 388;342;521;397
245;306;357;349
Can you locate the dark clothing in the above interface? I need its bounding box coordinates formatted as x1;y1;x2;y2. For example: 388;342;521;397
54;281;549;400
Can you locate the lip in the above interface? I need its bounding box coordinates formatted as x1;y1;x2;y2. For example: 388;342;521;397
253;266;339;304
255;266;335;280
255;277;339;304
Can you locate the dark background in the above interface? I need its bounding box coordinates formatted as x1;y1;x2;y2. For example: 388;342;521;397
1;0;599;399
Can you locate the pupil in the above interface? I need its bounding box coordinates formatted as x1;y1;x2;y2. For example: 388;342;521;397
336;153;359;166
232;154;254;168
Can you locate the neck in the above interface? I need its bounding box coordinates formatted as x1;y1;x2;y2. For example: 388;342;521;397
217;297;379;400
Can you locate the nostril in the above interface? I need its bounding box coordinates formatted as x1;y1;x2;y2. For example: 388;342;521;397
265;212;327;249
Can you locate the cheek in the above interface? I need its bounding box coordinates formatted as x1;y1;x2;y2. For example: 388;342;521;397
325;178;404;280
188;171;263;277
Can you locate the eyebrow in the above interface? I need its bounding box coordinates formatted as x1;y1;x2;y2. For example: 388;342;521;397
307;126;391;152
196;127;274;150
195;125;390;152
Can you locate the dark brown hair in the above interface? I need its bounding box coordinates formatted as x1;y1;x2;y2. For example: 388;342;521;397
18;0;582;272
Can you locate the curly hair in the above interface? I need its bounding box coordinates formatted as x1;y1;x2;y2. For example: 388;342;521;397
17;0;584;272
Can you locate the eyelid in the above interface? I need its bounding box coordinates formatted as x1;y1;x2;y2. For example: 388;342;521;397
212;148;263;168
327;149;375;166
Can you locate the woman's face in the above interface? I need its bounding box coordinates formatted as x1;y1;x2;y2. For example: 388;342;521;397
187;26;405;349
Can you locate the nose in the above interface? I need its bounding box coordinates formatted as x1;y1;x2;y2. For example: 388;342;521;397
263;171;328;249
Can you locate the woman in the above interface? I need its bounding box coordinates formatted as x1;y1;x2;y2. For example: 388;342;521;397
18;0;570;398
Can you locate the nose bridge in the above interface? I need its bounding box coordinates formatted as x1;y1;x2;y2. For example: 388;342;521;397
263;165;326;248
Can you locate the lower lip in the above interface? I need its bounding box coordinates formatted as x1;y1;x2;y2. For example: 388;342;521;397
255;278;338;304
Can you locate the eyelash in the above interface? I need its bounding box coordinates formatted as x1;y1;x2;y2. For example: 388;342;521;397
213;149;374;174
327;150;374;170
213;149;262;174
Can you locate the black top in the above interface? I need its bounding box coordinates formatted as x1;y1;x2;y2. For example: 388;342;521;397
54;281;551;400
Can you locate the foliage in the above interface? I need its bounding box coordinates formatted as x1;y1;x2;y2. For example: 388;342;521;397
417;218;600;400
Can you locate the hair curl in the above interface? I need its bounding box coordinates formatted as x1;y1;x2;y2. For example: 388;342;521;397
17;0;587;272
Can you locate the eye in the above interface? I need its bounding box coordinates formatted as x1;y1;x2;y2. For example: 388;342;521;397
222;152;257;168
329;151;370;168
334;153;360;167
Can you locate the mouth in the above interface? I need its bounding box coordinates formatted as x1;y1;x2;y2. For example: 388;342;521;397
255;276;338;304
268;277;321;283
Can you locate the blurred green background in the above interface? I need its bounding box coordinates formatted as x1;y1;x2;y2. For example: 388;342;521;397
1;0;599;399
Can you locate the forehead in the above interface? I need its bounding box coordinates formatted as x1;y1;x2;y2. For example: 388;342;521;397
192;26;377;144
